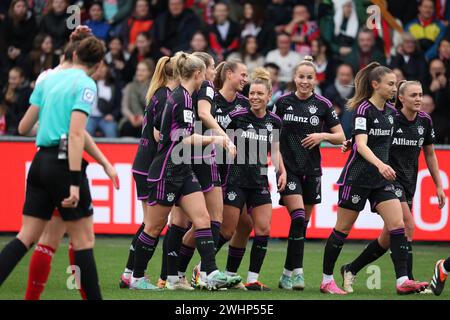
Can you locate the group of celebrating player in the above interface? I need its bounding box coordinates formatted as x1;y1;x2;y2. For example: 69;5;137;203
0;25;448;299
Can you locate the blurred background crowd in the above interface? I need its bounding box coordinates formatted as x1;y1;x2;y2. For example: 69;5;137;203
0;0;449;142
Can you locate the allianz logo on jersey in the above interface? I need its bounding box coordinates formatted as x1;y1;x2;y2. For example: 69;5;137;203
392;137;424;147
283;113;320;126
369;128;392;136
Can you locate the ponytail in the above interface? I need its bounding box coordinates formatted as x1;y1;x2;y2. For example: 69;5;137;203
146;56;174;103
347;62;393;111
394;80;422;110
214;60;242;90
173;51;205;81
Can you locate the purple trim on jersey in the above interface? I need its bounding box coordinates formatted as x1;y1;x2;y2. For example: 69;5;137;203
195;229;213;238
290;209;305;220
389;228;405;235
418;111;433;124
229;108;249;118
315;93;333;108
147;200;157;206
236;92;249;100
345;186;351;200
138;195;149;200
221;164;232;187
356;101;370;115
268;110;282;123
202;184;215;193
332;230;345;241
339;144;358;186
132;169;148;176
138;233;155;246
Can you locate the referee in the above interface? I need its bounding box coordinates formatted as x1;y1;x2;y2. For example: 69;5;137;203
0;37;105;300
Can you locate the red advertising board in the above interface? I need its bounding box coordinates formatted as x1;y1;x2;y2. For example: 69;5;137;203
1;140;449;241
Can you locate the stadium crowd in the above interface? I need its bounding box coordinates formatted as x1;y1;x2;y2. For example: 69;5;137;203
0;0;449;142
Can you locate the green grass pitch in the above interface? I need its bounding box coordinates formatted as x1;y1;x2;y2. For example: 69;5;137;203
0;236;449;300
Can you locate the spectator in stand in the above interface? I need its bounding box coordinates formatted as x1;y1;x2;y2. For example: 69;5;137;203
39;0;71;54
123;32;158;83
265;32;302;85
208;1;240;62
321;0;358;61
264;62;286;111
390;32;428;85
121;0;153;53
323;63;354;139
119;59;154;137
284;4;319;57
105;36;130;87
227;35;265;76
405;0;446;60
85;1;111;42
3;0;37;64
27;0;49;24
422;94;448;144
86;61;120;138
240;2;276;56
434;0;450;27
427;58;450;108
387;0;418;26
266;0;292;34
103;0;136;36
437;38;450;77
152;0;201;57
188;30;217;61
392;67;406;84
344;27;386;75
311;38;334;91
28;33;59;82
0;67;32;135
0;102;12;135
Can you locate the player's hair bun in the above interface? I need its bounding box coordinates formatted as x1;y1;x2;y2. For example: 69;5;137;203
251;67;271;82
303;55;314;63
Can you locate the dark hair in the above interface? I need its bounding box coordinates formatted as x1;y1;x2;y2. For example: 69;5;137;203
243;2;265;26
89;1;103;10
347;62;394;111
30;34;54;76
240;35;260;61
264;62;280;71
8;0;28;25
75;37;106;68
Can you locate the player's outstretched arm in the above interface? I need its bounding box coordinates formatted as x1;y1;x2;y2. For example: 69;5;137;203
423;144;445;209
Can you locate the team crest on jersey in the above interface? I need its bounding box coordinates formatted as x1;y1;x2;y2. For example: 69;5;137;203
167;193;175;202
388;115;394;124
227;191;237;201
265;122;273;132
418;138;424;147
418;126;424;135
351;195;361;204
234;104;243;111
395;188;403;198
309;105;318;114
287;182;297;191
310;116;320;126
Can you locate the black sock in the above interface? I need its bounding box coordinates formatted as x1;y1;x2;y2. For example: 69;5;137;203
194;228;217;275
216;233;229;254
304;220;309;239
125;223;145;271
211;221;222;251
160;226;170;280
323;229;348;275
284;209;305;271
74;249;102;300
389;228;408;279
166;224;186;277
407;241;414;280
249;235;269;274
178;244;195;273
0;238;28;286
226;246;246;273
444;257;450;272
133;231;158;278
348;239;387;274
